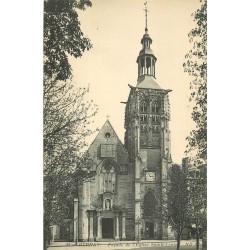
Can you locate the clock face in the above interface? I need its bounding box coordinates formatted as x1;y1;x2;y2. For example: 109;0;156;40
146;172;155;182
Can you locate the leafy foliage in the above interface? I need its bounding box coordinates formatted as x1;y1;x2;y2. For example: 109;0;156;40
183;1;207;249
164;165;190;250
44;0;92;81
43;79;97;150
43;78;98;247
187;163;207;250
183;0;207;163
43;1;96;248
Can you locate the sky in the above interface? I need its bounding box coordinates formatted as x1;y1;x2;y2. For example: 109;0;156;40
69;0;201;164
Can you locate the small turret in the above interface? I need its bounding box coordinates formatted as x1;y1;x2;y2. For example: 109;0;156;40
136;2;160;89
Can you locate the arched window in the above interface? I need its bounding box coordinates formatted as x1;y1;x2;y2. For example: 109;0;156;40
152;60;155;76
140;125;148;147
152;101;160;113
140;58;144;67
100;162;116;193
143;191;156;217
140;101;147;113
146;57;151;68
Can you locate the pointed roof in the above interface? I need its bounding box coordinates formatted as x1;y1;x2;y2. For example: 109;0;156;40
136;75;162;90
88;119;127;154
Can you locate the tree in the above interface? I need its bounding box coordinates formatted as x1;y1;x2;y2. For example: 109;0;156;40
183;0;207;163
43;1;97;248
183;0;207;249
44;0;92;81
43;79;98;248
164;165;190;250
186;162;207;250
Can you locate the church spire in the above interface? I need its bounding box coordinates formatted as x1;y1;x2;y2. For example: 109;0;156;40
136;2;158;87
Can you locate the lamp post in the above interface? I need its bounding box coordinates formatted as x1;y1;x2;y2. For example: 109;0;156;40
75;218;78;245
73;198;79;245
73;215;78;245
136;216;142;242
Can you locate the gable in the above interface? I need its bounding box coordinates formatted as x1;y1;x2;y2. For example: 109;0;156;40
87;120;128;169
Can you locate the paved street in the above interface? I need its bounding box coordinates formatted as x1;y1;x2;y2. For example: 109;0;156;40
48;240;201;250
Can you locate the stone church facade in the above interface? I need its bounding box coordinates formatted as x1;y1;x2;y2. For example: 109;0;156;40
61;21;174;242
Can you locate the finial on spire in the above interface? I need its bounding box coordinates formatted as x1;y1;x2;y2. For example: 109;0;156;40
106;115;110;120
143;1;149;33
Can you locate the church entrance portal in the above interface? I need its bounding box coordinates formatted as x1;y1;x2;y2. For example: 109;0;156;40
102;218;114;239
145;222;154;239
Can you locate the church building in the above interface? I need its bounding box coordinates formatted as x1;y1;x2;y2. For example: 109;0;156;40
58;6;174;242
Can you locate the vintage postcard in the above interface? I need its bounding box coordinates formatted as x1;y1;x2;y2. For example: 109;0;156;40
43;0;207;250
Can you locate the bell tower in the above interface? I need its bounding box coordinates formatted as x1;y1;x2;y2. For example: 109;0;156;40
136;3;157;84
124;2;172;240
137;9;156;80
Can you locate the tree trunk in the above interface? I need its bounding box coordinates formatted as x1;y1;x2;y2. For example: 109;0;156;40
176;234;181;250
44;218;51;250
196;229;199;250
44;227;50;250
202;230;207;250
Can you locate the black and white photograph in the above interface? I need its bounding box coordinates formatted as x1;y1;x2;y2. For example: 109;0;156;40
43;0;207;249
4;1;250;250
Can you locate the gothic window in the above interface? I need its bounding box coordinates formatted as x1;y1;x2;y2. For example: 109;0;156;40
140;101;147;113
140;114;148;123
152;115;160;124
152;125;160;147
100;162;116;193
140;125;148;147
143;191;156;217
152;101;160;113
